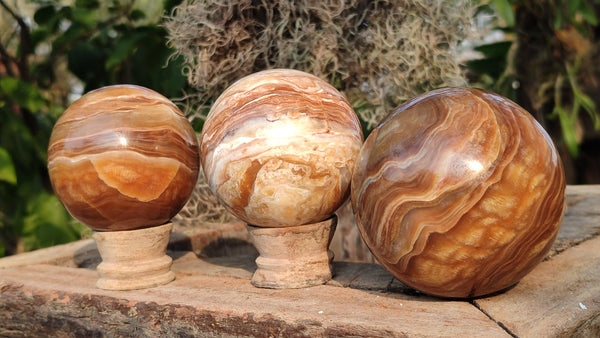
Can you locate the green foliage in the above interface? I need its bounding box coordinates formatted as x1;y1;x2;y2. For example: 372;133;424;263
0;0;185;257
66;24;187;97
468;0;600;159
0;77;47;113
0;76;76;256
0;147;17;185
554;0;599;30
466;40;516;99
490;0;515;27
21;191;86;250
28;0;187;95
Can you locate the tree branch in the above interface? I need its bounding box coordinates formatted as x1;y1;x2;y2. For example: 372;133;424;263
0;0;32;79
0;41;17;77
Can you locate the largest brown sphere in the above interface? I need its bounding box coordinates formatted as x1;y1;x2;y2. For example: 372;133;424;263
351;88;566;298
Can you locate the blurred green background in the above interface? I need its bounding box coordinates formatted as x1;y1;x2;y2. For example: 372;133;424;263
1;0;599;258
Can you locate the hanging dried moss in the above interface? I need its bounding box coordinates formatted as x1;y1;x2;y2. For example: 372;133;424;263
166;0;478;228
165;0;477;130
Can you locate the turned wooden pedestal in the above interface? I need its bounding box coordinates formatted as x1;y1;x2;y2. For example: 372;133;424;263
247;216;337;289
93;222;175;290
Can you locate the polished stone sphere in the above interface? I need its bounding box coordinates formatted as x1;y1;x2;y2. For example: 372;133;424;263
351;88;566;298
200;69;363;227
48;85;200;231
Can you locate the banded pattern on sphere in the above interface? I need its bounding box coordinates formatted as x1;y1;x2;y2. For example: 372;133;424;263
48;85;199;231
201;69;363;227
351;87;566;298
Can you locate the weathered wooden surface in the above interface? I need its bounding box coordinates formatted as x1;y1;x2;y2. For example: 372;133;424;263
475;236;600;337
0;185;599;337
0;264;509;337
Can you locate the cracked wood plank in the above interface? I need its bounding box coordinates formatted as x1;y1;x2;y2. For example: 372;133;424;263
474;235;600;337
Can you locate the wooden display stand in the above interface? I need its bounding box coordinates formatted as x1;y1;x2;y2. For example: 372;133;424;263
248;216;336;289
93;222;175;290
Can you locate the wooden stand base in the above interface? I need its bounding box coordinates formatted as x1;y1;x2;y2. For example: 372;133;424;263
93;222;175;290
247;216;337;289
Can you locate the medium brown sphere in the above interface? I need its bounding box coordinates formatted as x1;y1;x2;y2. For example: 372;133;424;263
200;69;363;227
351;88;566;298
48;85;199;231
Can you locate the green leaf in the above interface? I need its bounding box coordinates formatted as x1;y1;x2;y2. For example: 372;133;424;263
30;27;52;48
579;1;598;25
22;192;80;251
128;28;187;97
574;89;600;130
0;107;39;172
566;60;600;130
57;5;73;19
71;8;98;29
0;77;47;112
566;0;581;18
554;12;564;30
473;41;513;58
491;0;515;27
75;0;100;10
555;105;580;157
0;147;17;185
34;5;57;25
68;40;107;87
130;9;146;21
105;33;144;70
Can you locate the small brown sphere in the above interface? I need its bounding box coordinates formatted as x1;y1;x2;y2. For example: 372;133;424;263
351;88;566;298
200;69;363;227
47;85;199;231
